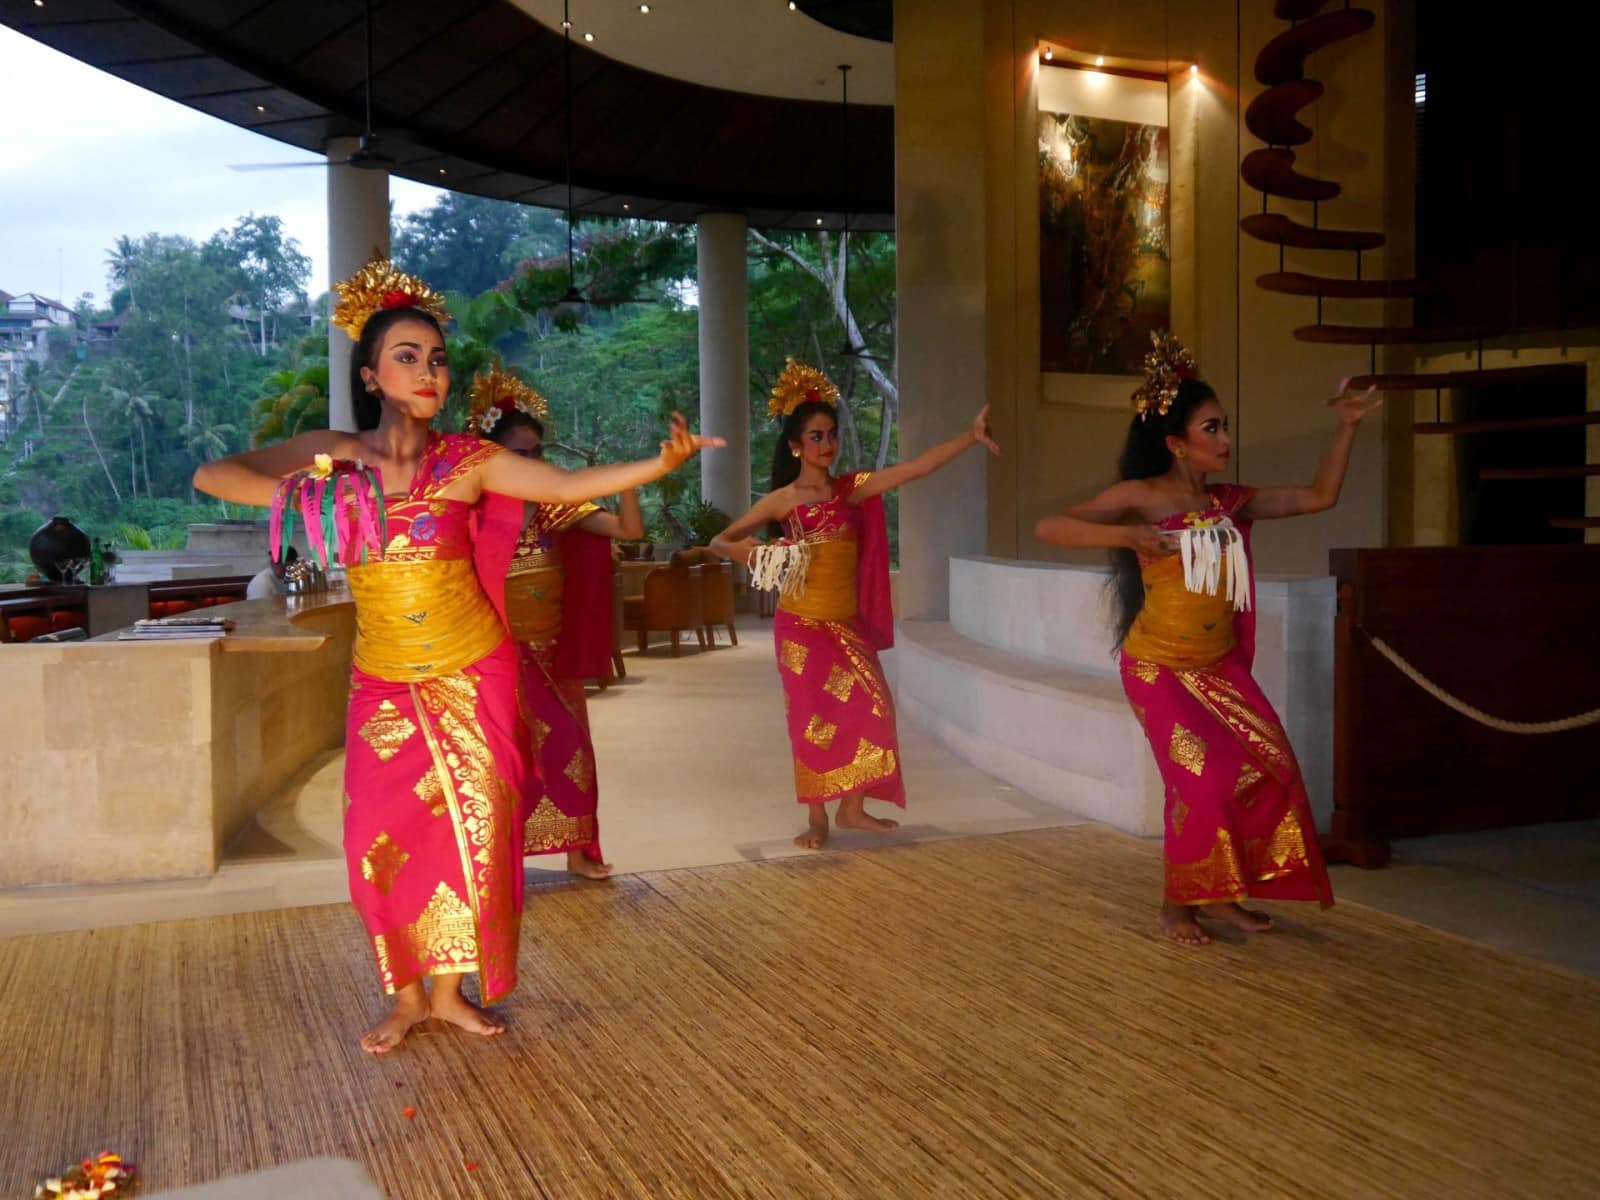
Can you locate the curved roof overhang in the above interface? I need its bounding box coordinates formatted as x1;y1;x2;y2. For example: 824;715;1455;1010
8;0;894;230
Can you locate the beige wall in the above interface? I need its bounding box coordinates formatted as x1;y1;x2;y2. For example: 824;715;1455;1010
897;0;1407;583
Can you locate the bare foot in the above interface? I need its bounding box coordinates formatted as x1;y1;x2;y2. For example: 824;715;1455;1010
1203;902;1274;933
360;985;430;1055
429;984;507;1039
835;795;899;835
1157;901;1212;947
566;850;613;881
794;803;829;850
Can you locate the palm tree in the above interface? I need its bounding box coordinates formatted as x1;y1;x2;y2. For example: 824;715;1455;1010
105;235;141;308
251;361;329;446
102;362;156;497
181;413;237;503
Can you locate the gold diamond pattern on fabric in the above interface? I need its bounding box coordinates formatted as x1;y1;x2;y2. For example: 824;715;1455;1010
358;700;417;763
564;748;595;795
1168;723;1207;777
823;665;855;703
414;765;447;818
410;671;519;1001
1129;659;1161;685
832;620;893;718
522;794;597;854
1244;809;1311;881
1177;668;1293;781
779;640;809;675
804;716;838;749
1170;795;1189;837
528;716;552;757
793;738;898;801
1235;761;1265;805
371;880;478;991
1164;827;1247;904
360;832;410;895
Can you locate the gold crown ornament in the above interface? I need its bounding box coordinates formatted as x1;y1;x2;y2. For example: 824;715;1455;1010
767;357;840;421
467;360;551;436
1132;330;1200;421
330;258;450;341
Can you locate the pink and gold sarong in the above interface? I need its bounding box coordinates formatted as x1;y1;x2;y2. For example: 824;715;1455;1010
341;433;529;1003
1121;483;1332;908
501;502;610;862
774;471;904;806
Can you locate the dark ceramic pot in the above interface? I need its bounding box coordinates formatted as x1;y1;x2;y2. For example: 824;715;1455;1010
29;516;92;582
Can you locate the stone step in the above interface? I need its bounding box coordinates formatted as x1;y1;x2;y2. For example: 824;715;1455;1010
894;619;1164;837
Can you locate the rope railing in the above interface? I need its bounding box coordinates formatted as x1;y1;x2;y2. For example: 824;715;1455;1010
1365;633;1600;735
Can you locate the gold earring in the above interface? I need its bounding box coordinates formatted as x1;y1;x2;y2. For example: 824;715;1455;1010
365;379;380;395
1174;446;1187;460
790;447;801;458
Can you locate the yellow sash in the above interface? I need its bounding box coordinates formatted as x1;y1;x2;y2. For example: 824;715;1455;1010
779;538;858;623
346;557;504;680
1122;553;1235;669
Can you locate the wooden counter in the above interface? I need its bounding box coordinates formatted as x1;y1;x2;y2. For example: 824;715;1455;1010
0;591;357;887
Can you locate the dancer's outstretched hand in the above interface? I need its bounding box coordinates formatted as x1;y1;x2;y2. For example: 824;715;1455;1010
659;412;726;471
1327;379;1383;426
972;405;1001;456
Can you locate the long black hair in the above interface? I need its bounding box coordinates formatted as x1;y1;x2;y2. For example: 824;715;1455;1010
351;306;448;432
482;408;546;446
767;399;837;538
1109;376;1218;647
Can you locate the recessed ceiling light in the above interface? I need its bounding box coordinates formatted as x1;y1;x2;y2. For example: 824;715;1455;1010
1095;56;1105;66
33;1;44;8
255;104;266;113
561;18;572;28
1190;63;1199;76
639;3;650;10
438;168;447;176
584;31;595;41
789;2;797;10
1043;47;1053;61
623;203;631;211
815;217;823;226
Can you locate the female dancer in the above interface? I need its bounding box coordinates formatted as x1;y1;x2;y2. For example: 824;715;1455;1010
710;358;998;849
469;362;642;881
1035;333;1377;945
193;261;718;1050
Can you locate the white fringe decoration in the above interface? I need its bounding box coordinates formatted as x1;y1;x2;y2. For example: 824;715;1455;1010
749;540;812;599
1176;519;1251;612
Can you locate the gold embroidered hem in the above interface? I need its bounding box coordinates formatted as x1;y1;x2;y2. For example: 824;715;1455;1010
793;737;899;800
522;794;598;854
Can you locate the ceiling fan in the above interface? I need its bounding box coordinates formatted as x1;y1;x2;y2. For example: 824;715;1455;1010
228;0;398;173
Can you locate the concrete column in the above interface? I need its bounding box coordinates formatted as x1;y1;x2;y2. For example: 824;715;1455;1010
893;0;991;619
695;212;751;519
325;137;390;432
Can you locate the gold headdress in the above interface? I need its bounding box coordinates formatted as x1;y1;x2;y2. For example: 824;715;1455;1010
467;360;550;437
767;357;840;421
331;258;450;341
1132;330;1200;421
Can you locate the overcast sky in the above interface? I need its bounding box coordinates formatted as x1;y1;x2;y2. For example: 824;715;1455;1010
0;25;444;307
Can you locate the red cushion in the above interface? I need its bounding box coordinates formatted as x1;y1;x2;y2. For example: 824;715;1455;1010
4;615;52;642
50;610;87;632
150;599;197;618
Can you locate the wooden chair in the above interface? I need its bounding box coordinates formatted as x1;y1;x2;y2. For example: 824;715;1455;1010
599;567;626;687
621;562;706;657
696;557;737;646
